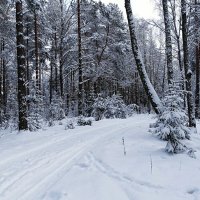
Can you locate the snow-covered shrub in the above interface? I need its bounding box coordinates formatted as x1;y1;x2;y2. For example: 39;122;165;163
92;95;106;121
27;93;43;131
28;112;43;131
48;119;55;127
49;96;65;122
104;95;127;119
150;83;192;154
65;120;75;130
92;94;127;120
77;116;92;126
126;104;140;116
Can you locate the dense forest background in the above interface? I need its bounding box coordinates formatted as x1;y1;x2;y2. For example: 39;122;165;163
1;0;200;133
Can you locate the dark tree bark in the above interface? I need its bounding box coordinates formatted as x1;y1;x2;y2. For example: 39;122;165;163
162;0;173;85
195;43;200;118
16;0;28;130
59;0;64;98
181;0;196;127
50;46;53;104
0;38;6;114
195;0;200;118
26;19;30;99
54;31;58;94
125;0;163;114
34;9;40;94
2;39;6;114
78;0;83;116
0;39;3;111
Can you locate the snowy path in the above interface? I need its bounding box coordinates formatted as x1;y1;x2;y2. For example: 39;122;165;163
0;115;200;200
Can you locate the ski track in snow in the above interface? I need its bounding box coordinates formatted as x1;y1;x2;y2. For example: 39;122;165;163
0;119;131;200
0;115;200;200
86;152;163;190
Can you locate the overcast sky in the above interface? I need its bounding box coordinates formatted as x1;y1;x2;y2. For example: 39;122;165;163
100;0;158;19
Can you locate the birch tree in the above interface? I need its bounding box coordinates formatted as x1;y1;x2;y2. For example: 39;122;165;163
162;0;173;85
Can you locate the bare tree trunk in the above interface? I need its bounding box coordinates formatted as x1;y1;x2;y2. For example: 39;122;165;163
16;0;28;130
125;0;163;114
50;48;53;104
162;0;173;85
181;0;196;127
34;9;40;95
59;0;64;98
26;21;29;92
195;43;200;118
0;39;3;111
54;31;58;94
2;39;6;114
195;0;200;118
78;0;83;116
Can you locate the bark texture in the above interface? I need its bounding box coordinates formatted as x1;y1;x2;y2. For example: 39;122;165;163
181;0;196;127
16;0;28;130
78;0;83;116
162;0;173;85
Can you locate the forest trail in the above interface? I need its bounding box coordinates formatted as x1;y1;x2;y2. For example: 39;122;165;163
0;115;200;200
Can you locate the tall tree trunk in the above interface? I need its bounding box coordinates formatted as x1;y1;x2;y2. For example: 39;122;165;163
16;0;28;130
54;31;58;94
125;0;163;114
195;43;200;118
181;0;196;127
59;0;64;98
26;19;30;110
0;39;3;111
2;39;6;114
34;9;40;94
0;38;6;114
77;0;83;116
195;0;200;118
162;0;173;85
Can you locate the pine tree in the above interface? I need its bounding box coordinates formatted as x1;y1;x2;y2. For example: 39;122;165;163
16;0;28;130
181;0;196;128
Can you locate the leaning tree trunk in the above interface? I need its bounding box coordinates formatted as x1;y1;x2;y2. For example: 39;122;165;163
181;0;196;127
125;0;163;114
16;0;28;130
162;0;173;85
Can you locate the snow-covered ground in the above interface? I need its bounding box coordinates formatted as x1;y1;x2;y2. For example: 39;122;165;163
0;114;200;200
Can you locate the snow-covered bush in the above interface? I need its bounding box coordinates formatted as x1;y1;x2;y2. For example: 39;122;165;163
104;95;127;119
92;94;127;120
92;95;106;121
28;112;43;131
150;84;193;154
126;104;140;116
77;116;92;126
27;93;43;131
65;120;75;130
49;96;65;122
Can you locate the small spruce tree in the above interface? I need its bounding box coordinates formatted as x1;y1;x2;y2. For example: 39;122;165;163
150;83;192;154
